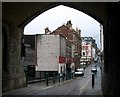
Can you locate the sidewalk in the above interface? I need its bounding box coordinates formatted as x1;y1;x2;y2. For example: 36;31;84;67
2;63;103;96
2;76;73;96
27;63;103;96
81;65;103;96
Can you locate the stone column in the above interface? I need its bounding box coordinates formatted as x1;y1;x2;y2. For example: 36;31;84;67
2;24;26;92
102;3;120;96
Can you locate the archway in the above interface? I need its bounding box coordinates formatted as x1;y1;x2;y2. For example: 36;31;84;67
2;2;120;96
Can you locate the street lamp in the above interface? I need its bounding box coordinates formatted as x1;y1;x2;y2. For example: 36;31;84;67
85;45;88;66
86;55;87;66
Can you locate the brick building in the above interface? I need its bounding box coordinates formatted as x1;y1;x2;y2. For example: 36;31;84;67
50;20;82;69
36;34;73;79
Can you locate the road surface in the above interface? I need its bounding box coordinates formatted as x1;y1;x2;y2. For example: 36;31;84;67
3;62;102;96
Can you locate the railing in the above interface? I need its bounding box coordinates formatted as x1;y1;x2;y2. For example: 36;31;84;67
27;72;75;86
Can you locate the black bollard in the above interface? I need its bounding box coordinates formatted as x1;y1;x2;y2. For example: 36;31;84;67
46;73;49;86
62;73;64;81
58;73;60;83
53;73;55;84
26;76;28;87
71;72;73;79
66;73;68;80
92;73;95;88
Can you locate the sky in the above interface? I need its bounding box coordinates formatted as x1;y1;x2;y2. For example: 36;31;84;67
24;5;100;49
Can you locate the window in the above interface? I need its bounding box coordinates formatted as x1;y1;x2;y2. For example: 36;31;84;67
83;52;85;56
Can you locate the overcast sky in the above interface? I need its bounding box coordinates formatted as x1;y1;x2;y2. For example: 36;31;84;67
24;5;100;48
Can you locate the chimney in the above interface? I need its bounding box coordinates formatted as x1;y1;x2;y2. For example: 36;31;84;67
66;20;72;29
76;27;79;32
79;29;81;37
45;27;51;34
76;27;81;36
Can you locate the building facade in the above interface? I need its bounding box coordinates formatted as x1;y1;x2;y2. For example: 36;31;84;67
81;37;97;65
50;20;82;69
22;35;36;80
35;34;74;78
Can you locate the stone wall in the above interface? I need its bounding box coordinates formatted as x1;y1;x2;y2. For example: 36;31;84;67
101;3;120;96
2;24;26;92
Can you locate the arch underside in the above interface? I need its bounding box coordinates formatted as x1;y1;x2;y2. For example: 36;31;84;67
3;2;107;28
4;2;120;95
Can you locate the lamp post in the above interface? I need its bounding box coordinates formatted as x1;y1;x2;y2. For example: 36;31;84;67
85;45;87;66
86;55;87;66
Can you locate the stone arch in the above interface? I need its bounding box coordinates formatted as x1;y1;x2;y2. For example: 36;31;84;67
2;3;120;96
3;2;106;92
19;3;105;28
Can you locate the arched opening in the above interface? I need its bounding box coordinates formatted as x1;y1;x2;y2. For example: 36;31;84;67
19;3;105;28
22;4;103;91
4;3;120;95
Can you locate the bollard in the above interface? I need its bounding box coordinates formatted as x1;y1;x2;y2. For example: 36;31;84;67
58;73;60;83
26;76;28;87
66;74;68;80
71;73;73;79
53;73;55;84
70;73;72;79
69;73;71;79
92;73;95;88
62;73;64;81
46;73;49;86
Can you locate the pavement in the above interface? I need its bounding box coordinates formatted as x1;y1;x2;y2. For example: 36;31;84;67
2;62;103;96
81;65;103;96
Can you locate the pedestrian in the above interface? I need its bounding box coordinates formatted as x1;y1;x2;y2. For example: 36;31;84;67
84;65;85;70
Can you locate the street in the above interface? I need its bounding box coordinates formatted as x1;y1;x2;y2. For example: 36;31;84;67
3;61;102;96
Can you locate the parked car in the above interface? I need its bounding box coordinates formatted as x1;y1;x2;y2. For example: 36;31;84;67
75;68;84;77
80;62;86;65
